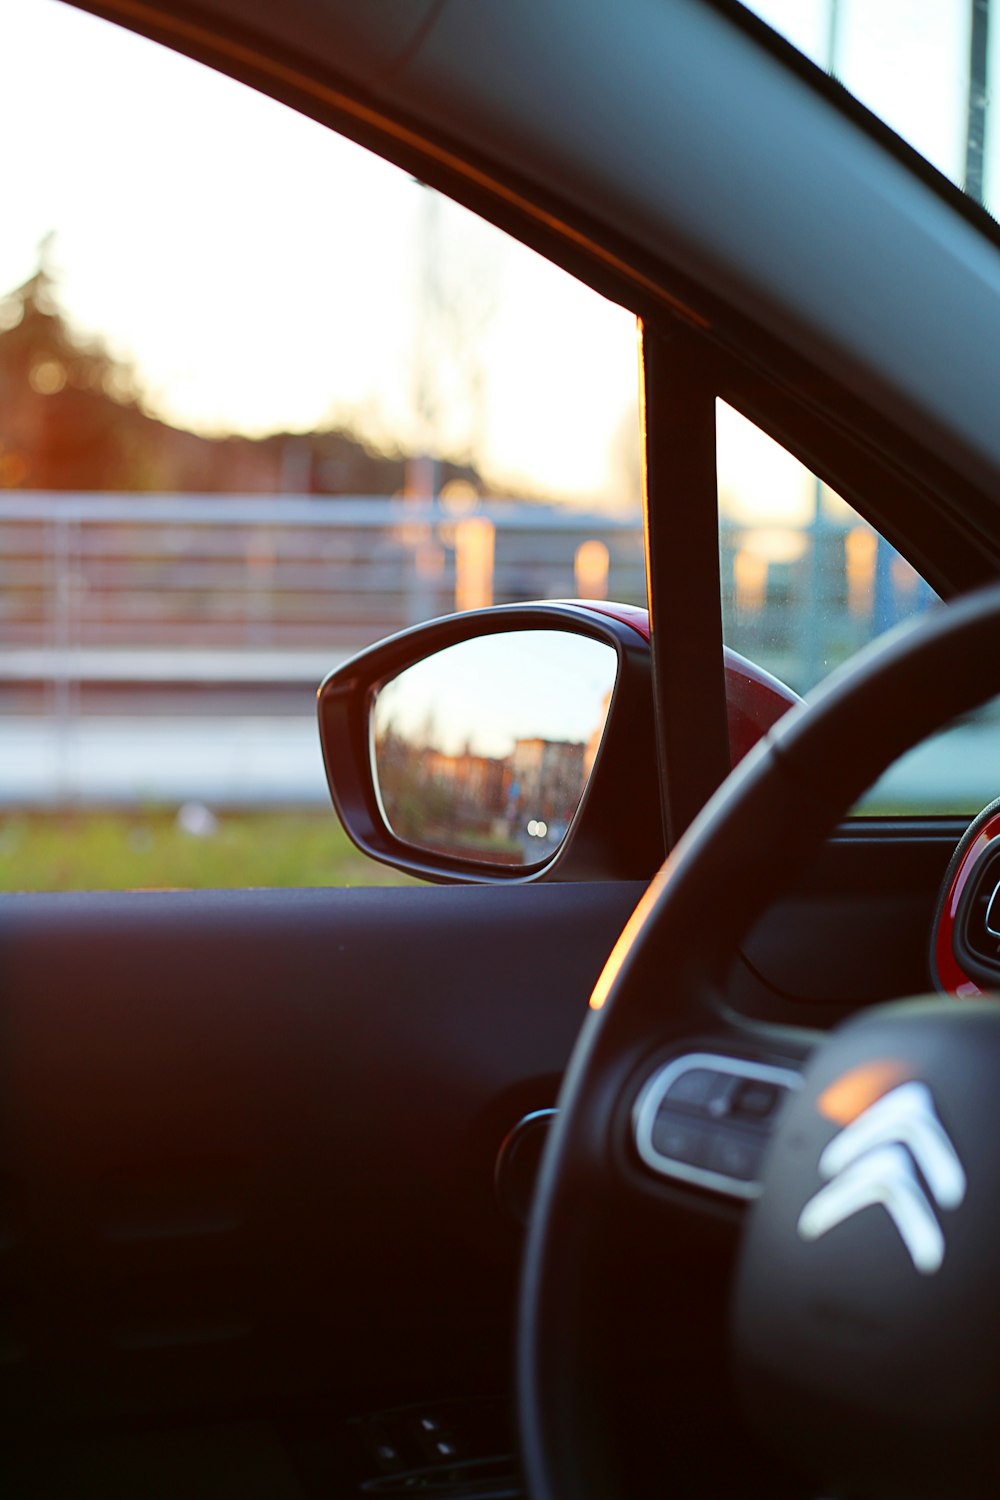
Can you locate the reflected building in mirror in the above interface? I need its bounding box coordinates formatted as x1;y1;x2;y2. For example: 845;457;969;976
507;736;586;833
370;629;618;866
423;743;508;816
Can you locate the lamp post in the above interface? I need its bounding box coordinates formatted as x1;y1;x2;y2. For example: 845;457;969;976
802;0;843;687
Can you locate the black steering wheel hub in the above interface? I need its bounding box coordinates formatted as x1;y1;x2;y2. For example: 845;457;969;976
735;998;1000;1498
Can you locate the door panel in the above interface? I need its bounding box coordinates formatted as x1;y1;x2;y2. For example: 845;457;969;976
0;882;645;1435
0;834;967;1500
0;827;961;1433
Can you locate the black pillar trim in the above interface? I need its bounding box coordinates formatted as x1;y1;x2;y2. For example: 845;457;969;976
640;320;730;848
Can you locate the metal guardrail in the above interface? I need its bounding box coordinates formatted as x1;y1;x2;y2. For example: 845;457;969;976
0;494;646;806
0;491;984;812
0;493;647;667
0;491;940;701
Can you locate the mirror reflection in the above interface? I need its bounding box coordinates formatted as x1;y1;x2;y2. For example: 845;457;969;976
372;630;618;866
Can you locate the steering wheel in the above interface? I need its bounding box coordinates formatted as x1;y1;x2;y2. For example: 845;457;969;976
519;583;1000;1500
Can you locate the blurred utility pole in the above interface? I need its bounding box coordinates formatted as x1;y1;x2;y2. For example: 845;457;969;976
407;184;442;502
826;0;841;80
404;185;443;626
406;178;499;504
966;0;990;202
802;0;843;687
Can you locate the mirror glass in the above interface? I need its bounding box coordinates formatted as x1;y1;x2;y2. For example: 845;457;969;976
371;630;618;866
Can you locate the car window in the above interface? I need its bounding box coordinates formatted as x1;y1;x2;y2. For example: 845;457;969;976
0;0;642;892
718;400;1000;817
740;1;998;214
718;401;936;695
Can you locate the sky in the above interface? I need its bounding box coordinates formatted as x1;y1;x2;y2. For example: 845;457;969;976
0;0;993;523
373;631;617;759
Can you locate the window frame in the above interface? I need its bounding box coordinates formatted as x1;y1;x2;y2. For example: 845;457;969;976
638;311;1000;840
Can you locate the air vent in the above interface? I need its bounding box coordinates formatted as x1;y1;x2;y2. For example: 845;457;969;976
955;844;1000;982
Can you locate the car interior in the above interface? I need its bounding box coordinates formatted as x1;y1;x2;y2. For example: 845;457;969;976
5;1;1000;1497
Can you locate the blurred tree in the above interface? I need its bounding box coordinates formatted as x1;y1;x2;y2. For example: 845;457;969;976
0;236;145;490
0;238;492;497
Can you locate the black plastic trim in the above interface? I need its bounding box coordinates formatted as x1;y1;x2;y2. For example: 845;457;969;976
642;325;730;843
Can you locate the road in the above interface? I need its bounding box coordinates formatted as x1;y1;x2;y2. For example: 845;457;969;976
1;713;998;816
1;716;330;807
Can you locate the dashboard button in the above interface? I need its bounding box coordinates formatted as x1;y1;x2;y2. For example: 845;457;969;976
651;1113;710;1168
374;1443;404;1472
730;1079;782;1120
662;1067;725;1111
706;1130;765;1183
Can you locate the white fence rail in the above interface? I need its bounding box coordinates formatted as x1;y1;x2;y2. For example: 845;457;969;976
0;492;646;665
1;493;976;814
0;493;645;806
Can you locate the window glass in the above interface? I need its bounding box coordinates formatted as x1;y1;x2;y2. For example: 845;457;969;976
716;401;1000;817
719;401;936;696
740;1;999;215
727;8;1000;817
0;0;642;891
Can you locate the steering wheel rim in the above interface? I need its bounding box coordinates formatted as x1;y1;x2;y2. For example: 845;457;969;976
519;582;1000;1500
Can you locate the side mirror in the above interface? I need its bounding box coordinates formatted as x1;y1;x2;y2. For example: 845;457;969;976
317;602;663;883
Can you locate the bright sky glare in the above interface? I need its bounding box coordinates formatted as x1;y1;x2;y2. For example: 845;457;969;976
373;631;617;759
0;0;640;506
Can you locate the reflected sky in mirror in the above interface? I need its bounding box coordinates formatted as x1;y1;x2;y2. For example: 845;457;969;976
372;630;618;866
